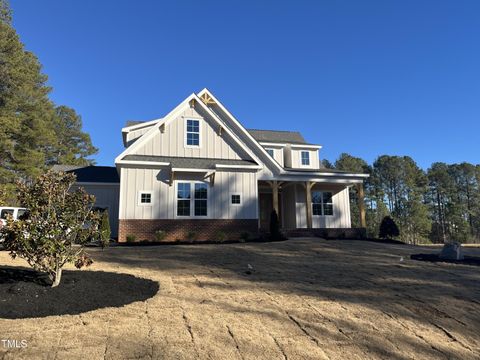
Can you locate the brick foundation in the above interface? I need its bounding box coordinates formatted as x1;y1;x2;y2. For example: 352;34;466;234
118;219;259;243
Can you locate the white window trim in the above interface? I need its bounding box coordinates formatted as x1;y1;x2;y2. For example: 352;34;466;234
300;150;311;168
265;148;275;157
175;181;210;218
138;191;153;206
312;191;334;217
184;118;202;149
230;193;242;206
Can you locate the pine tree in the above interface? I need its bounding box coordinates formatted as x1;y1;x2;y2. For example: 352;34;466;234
0;0;96;199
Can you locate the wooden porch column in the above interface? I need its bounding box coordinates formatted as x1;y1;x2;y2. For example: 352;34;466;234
356;183;366;228
304;181;314;229
272;181;279;216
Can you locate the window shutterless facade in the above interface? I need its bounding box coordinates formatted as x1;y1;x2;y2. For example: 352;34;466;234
231;194;241;205
312;191;333;216
266;148;274;157
176;181;208;217
185;119;200;147
138;191;153;205
301;151;310;166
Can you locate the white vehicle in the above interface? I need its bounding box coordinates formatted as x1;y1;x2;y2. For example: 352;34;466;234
0;207;27;228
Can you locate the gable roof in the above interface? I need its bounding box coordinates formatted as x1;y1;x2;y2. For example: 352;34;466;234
247;129;307;145
52;165;119;183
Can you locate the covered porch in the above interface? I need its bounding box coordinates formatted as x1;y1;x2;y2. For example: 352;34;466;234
258;179;366;232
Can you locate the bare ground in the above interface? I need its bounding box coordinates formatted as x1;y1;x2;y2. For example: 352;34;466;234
0;238;479;360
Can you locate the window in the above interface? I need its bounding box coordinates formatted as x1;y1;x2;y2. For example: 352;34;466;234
177;183;191;216
312;191;333;216
194;183;208;216
186;119;200;146
266;149;274;157
231;194;241;205
0;209;14;220
301;151;310;166
140;192;152;204
177;182;208;217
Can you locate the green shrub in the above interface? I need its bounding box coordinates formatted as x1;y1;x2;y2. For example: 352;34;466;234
155;230;166;241
240;231;250;242
379;216;400;239
215;231;227;242
186;231;197;241
269;210;283;241
99;210;111;247
126;234;136;243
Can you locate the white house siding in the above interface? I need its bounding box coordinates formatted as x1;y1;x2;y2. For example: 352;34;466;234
132;106;252;161
72;183;120;238
290;149;320;169
126;126;152;147
119;166;258;220
294;184;351;228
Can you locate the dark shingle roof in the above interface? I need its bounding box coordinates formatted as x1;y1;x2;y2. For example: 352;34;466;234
53;165;119;183
123;155;257;169
247;129;307;144
125;120;145;127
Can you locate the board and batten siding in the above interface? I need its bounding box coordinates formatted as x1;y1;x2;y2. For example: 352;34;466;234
126;126;153;147
294;184;351;228
72;183;120;238
119;167;258;220
290;148;320;169
132;106;252;161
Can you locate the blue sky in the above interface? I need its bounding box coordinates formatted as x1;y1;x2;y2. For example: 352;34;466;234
10;0;480;168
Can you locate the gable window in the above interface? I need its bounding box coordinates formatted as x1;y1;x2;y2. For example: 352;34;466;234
177;182;208;217
266;149;274;157
301;151;310;166
312;191;333;216
138;191;152;205
186;119;200;146
231;194;241;205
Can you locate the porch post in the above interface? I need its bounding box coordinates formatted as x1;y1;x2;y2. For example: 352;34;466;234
272;180;279;216
356;183;366;228
305;181;313;229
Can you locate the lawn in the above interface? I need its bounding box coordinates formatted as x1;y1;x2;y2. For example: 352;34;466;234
1;238;479;359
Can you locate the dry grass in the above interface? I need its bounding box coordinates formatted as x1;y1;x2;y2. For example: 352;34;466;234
1;238;479;359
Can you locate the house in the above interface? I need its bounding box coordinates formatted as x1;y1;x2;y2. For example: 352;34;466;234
52;165;120;238
115;89;368;242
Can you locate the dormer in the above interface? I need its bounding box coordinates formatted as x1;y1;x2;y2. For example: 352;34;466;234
247;129;322;170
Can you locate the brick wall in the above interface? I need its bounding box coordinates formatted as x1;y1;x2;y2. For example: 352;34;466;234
118;219;259;242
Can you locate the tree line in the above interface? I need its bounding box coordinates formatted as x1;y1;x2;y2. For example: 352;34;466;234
325;154;480;244
0;1;96;204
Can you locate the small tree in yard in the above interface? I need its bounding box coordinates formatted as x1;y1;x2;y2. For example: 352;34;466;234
379;216;400;240
1;170;100;287
99;210;111;247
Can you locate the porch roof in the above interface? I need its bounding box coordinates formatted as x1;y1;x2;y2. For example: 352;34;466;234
121;154;258;169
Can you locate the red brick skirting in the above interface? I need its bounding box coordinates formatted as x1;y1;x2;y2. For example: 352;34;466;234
118;219;259;243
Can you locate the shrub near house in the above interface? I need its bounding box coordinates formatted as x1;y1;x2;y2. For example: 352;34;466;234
1;171;100;287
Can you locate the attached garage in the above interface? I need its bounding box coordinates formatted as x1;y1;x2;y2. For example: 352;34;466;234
52;165;120;239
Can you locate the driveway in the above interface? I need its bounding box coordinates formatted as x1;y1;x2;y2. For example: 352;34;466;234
1;238;479;359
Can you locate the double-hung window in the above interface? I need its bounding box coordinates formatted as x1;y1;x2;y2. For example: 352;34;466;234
312;191;333;216
186;119;200;146
266;149;274;157
301;151;310;166
177;182;208;217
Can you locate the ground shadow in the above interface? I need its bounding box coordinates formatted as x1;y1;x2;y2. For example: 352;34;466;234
411;253;480;266
0;266;159;319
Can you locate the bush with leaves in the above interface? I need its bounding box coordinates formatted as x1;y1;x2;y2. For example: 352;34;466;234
99;210;111;247
269;210;284;241
1;170;100;287
379;216;400;239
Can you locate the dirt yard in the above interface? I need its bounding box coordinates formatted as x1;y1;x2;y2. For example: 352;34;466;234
1;238;479;360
